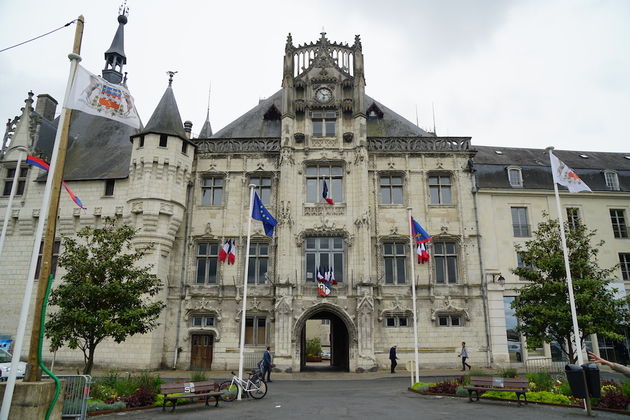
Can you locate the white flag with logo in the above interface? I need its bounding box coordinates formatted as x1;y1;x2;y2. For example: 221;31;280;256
549;152;591;193
66;65;141;128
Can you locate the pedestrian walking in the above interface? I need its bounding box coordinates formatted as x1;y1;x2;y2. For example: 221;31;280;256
458;341;471;371
261;346;273;382
389;345;398;373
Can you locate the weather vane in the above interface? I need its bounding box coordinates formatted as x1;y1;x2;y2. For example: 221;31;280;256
166;71;178;86
119;0;129;17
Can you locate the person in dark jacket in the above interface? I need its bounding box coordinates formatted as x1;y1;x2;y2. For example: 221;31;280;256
389;345;398;373
261;346;273;382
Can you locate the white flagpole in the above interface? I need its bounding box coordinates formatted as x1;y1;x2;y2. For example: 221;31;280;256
407;208;420;384
0;146;27;258
0;24;83;419
237;184;256;400
546;147;584;366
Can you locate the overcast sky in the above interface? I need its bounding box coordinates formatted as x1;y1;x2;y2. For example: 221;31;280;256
1;0;628;152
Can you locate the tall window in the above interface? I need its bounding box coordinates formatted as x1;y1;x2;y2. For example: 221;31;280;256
504;297;523;363
104;179;115;196
312;111;336;137
201;177;223;206
610;209;628;238
566;207;580;230
244;316;267;345
508;167;523;188
196;243;219;284
434;241;457;284
159;134;168;147
3;166;28;196
620;253;630;280
604;171;620;191
250;176;272;205
383;242;406;284
511;207;530;237
306;165;342;203
305;237;344;282
428;174;452;205
379;175;403;204
35;240;61;280
248;243;269;284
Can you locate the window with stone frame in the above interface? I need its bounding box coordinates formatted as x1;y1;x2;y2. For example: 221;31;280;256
516;252;534;280
383;242;406;284
191;314;215;327
305;237;344;283
248;242;269;284
566;207;581;230
250;175;272;206
196;242;219;284
604;171;620;191
104;179;115;196
437;314;462;327
159;134;168;147
379;174;404;205
433;241;458;284
311;111;336;137
507;167;523;188
201;176;224;206
385;316;409;327
511;207;530;237
620;253;630;281
35;240;61;280
428;173;452;205
244;316;267;346
2;165;28;196
610;209;629;239
306;164;343;203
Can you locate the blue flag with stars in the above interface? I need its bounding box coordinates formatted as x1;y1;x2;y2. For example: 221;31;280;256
252;192;278;237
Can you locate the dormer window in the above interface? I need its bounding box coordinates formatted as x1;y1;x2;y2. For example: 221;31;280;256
604;171;620;191
312;111;336;137
366;103;384;120
507;167;523;188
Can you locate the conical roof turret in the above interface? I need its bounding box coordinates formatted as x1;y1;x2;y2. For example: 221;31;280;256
102;5;128;84
142;73;187;139
198;109;213;138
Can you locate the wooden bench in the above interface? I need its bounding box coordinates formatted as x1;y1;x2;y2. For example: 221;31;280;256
464;376;529;406
159;381;223;412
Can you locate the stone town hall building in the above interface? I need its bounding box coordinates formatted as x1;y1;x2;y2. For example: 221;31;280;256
1;12;629;372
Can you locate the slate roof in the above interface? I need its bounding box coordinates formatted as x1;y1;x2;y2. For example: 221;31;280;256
197;110;213;138
212;91;434;138
141;85;187;139
473;145;630;192
104;15;127;63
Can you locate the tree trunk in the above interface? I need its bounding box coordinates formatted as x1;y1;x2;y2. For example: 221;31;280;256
83;344;96;375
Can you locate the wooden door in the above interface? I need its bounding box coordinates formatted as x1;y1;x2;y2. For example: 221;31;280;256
190;334;213;370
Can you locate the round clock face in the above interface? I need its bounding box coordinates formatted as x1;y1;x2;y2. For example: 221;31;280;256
315;87;333;103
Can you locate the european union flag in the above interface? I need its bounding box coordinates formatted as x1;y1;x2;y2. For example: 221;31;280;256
252;192;278;237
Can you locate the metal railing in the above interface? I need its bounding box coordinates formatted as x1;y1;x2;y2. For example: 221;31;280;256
44;374;91;419
524;358;566;374
243;352;264;369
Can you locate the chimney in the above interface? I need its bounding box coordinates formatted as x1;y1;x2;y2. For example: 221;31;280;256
184;120;193;139
35;94;58;121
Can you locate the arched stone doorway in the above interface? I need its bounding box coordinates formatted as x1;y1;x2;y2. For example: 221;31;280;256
293;303;355;372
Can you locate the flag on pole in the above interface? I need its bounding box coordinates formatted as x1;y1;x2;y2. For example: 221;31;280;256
219;239;236;264
66;65;141;128
26;155;86;209
417;243;430;264
411;217;432;244
322;180;334;205
252;192;278;236
549;152;592;193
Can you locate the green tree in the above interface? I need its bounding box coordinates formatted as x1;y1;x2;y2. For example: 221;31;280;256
46;218;165;374
306;337;322;358
512;213;629;364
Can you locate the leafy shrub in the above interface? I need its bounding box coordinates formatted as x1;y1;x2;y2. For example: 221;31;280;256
427;380;459;394
621;380;630;398
410;382;435;391
526;391;573;405
557;380;573;396
99;370;121;388
87;400;126;412
461;370;488;385
153;393;194;407
500;368;518;378
137;372;164;393
190;371;208;382
596;388;630;410
455;385;468;397
526;372;555;392
123;387;157;408
90;383;117;402
306;337;322;358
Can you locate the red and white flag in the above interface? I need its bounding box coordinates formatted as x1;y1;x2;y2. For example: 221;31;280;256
417;243;430;264
549;153;592;193
219;239;236;264
322;180;334;205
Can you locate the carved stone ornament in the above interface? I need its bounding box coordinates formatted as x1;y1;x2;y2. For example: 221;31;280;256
279;147;295;166
295;100;306;112
342;99;353;112
378;296;410;321
278;201;293;226
354;147;367;165
294;132;305;143
196;138;280;155
430;296;470;321
343;132;354;143
204;223;212;235
354;210;370;228
356;291;374;315
131;202;143;214
275;296;292;315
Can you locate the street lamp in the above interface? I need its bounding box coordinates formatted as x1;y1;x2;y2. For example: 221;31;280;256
493;274;506;286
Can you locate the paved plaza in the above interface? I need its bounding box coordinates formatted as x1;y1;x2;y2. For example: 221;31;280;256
94;375;628;420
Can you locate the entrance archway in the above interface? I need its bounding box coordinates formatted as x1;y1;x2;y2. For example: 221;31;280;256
294;304;354;372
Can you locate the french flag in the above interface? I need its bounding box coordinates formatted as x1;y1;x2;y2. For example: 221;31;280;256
417;243;430;264
219;239;236;264
322;180;334;205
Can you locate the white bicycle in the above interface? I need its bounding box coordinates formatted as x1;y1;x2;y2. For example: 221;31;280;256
219;370;268;401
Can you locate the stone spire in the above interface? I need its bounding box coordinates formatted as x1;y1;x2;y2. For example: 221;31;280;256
142;73;187;139
102;2;129;84
199;108;213;138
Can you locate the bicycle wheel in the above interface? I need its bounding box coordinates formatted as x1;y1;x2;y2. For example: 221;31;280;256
248;378;267;399
219;381;239;402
